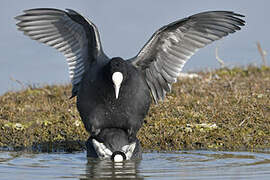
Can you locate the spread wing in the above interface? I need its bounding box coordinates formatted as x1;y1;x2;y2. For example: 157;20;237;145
129;11;245;103
15;8;107;97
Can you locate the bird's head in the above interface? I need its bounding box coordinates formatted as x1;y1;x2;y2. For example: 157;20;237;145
87;128;140;161
108;57;128;99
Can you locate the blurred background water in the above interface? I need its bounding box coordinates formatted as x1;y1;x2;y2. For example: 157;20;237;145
0;0;269;95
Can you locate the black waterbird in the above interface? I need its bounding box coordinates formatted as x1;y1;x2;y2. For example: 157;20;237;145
15;8;245;160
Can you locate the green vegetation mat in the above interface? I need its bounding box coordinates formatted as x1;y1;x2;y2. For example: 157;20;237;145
0;66;269;152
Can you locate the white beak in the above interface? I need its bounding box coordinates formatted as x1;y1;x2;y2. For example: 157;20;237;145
112;72;123;99
114;154;124;162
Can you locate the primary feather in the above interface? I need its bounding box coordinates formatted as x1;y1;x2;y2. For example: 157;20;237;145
129;11;245;103
15;8;106;97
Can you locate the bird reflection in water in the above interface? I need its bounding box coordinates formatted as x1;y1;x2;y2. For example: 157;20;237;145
84;158;143;179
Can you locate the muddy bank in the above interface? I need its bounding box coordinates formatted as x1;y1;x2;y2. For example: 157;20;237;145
0;66;269;151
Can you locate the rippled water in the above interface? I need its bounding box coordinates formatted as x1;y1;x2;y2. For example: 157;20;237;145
0;150;270;179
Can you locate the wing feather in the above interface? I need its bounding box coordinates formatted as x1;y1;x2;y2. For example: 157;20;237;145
15;8;106;97
129;11;245;103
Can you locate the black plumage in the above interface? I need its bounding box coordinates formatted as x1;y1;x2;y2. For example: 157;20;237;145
15;9;245;160
77;57;151;137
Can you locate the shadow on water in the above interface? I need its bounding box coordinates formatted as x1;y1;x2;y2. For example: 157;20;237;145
84;158;143;179
0;140;86;153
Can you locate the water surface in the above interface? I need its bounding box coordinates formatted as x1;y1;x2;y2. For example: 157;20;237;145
0;150;270;179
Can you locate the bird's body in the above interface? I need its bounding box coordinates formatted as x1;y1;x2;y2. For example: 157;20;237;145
15;8;245;160
77;58;151;137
